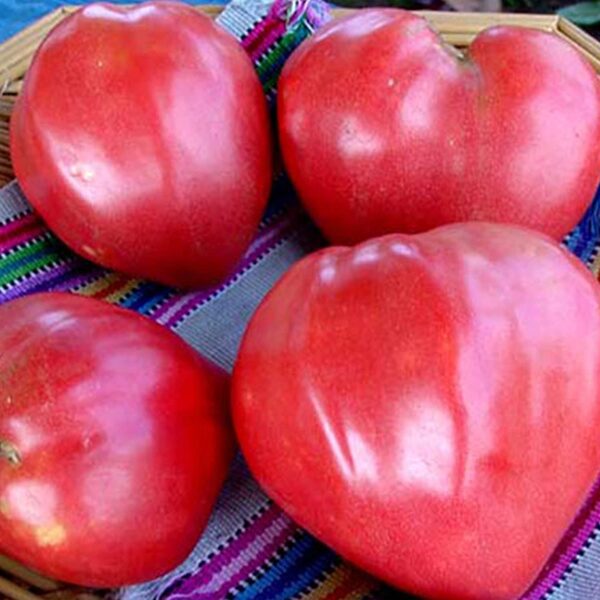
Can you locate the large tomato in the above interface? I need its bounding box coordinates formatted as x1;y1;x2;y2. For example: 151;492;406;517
233;223;600;600
0;293;234;587
10;2;272;289
278;9;600;243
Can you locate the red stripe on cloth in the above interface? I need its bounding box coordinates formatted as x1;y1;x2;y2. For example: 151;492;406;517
91;276;132;301
318;568;373;600
0;213;44;252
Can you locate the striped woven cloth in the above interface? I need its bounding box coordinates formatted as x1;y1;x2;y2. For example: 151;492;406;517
3;1;600;598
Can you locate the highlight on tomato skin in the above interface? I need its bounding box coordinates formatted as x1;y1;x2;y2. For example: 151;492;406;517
278;8;600;244
232;222;600;600
10;1;273;290
0;292;235;587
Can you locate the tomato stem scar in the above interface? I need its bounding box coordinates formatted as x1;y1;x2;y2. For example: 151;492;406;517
0;440;21;467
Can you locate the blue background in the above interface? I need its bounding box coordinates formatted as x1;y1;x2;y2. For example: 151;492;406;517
0;1;225;42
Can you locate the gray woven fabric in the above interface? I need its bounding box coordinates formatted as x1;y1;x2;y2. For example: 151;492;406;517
0;180;30;221
547;530;600;599
216;0;273;39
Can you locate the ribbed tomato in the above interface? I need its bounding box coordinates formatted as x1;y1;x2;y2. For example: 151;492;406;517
233;223;600;600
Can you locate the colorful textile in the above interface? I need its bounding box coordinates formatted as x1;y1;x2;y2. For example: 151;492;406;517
2;1;600;599
217;0;330;102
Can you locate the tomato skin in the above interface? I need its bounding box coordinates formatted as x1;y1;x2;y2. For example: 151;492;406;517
10;2;272;289
233;223;600;600
0;293;234;587
278;9;600;244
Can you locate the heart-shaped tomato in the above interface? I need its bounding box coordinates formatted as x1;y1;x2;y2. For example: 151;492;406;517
233;223;600;600
278;9;600;243
0;293;234;587
10;2;272;288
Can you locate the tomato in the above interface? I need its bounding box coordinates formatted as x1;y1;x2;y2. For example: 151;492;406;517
10;2;272;289
233;223;600;600
0;293;234;587
278;9;600;244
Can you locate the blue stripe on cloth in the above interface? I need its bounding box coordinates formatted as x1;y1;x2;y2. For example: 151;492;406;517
232;534;336;600
119;284;171;314
131;290;173;316
565;187;600;263
263;544;340;600
261;176;300;223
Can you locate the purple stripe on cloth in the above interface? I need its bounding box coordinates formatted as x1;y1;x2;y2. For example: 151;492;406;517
523;478;600;599
305;0;328;26
51;269;106;293
155;208;302;328
170;509;296;600
152;290;199;326
205;522;296;598
280;0;320;31
175;505;282;590
0;262;99;304
194;519;296;600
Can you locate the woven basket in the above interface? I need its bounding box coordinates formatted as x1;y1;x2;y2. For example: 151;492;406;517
0;4;599;600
